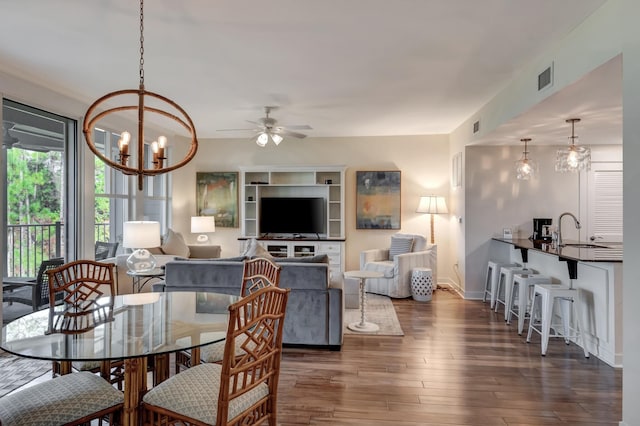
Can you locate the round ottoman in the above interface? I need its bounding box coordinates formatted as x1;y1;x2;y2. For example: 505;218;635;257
411;267;434;302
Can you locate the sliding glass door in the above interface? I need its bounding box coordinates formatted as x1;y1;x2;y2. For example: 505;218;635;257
2;99;77;278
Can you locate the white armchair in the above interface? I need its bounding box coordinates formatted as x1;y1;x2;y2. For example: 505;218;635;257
360;233;437;298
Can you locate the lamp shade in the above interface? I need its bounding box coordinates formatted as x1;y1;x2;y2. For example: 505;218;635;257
123;221;161;249
191;216;216;233
416;196;448;214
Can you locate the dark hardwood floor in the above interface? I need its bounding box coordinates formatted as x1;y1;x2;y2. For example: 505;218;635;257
278;288;622;425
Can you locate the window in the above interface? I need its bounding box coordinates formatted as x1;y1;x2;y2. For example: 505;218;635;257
92;129;171;252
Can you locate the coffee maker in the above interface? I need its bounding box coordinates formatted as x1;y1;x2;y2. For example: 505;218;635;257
533;218;553;241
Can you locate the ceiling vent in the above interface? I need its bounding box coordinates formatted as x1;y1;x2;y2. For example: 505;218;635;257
538;63;553;91
473;120;480;134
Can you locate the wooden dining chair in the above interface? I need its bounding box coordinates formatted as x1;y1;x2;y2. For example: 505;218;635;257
175;257;283;371
142;285;290;426
240;256;282;295
0;371;123;425
47;260;124;388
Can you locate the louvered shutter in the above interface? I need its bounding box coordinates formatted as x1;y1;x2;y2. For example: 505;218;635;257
586;163;623;242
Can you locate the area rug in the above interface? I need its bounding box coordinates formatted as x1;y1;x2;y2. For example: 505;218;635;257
343;294;404;336
0;350;51;397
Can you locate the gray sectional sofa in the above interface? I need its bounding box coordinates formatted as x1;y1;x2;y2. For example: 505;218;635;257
155;258;344;350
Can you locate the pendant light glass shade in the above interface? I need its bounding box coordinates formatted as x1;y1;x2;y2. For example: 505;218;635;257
515;138;538;180
555;118;591;172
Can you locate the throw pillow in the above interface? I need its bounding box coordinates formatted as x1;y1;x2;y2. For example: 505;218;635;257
389;236;414;258
148;247;164;255
242;239;273;259
161;229;190;258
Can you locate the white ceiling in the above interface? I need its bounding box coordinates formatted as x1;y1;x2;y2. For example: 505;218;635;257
0;0;618;143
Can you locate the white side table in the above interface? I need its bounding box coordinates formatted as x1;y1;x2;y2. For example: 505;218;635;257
344;270;384;332
411;267;434;302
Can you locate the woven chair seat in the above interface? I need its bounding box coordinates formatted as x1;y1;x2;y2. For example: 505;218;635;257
0;371;123;425
143;363;268;424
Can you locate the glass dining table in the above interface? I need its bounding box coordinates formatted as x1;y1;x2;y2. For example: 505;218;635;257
0;290;240;426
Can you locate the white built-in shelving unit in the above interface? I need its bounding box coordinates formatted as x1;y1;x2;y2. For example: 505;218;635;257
239;166;346;276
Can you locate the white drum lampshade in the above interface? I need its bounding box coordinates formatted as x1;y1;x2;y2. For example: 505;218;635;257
191;216;215;244
123;221;161;273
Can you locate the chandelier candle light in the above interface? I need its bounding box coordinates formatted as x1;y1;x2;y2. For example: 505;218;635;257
416;195;448;244
555;118;591;172
83;0;198;191
515;137;538;180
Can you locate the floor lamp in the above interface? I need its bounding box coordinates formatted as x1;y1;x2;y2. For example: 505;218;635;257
416;196;448;244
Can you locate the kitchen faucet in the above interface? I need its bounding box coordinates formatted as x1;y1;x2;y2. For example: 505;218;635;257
557;212;581;247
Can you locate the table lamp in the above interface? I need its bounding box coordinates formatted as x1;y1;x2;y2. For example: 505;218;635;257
123;221;161;273
191;216;215;244
416;195;448;244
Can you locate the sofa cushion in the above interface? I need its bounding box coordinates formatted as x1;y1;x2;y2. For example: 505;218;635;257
389;236;414;258
161;229;190;258
363;260;395;278
242;239;273;259
275;254;329;264
179;255;246;262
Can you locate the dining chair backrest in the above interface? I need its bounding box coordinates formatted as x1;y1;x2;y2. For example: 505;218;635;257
240;257;282;296
46;260;116;333
35;257;66;309
95;241;119;260
217;285;290;425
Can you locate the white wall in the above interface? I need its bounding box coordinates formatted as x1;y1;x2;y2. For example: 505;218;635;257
621;1;640;424
464;145;580;298
168;134;455;284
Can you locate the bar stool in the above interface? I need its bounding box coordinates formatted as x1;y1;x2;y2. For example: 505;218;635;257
526;283;590;358
494;265;535;319
483;261;519;309
506;273;551;334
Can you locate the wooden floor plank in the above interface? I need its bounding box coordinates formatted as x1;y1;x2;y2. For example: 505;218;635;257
277;289;622;425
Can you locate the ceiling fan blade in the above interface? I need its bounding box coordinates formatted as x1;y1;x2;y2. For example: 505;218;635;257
278;129;307;139
282;124;313;130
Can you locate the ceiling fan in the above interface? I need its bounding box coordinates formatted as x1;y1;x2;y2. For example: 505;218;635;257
217;106;312;146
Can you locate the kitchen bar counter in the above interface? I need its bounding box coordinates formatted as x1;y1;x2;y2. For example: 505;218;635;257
492;237;623;263
490;237;623;367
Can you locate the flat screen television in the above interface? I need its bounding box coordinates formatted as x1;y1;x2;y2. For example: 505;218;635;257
260;197;325;235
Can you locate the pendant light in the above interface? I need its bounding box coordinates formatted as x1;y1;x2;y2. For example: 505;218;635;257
82;0;198;191
555;118;590;172
515;138;538;180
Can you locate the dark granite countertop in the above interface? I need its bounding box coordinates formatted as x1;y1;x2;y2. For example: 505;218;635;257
492;237;623;263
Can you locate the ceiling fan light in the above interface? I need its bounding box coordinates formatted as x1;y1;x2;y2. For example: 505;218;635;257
256;132;269;147
271;133;283;145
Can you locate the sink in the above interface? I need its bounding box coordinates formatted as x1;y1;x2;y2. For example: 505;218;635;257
562;243;609;248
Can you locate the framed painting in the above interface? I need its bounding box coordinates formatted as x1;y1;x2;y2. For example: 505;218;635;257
356;171;401;229
196;172;238;228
